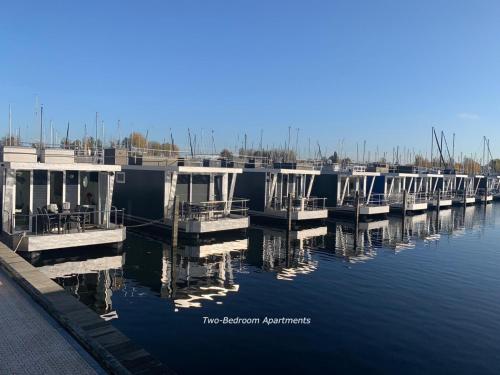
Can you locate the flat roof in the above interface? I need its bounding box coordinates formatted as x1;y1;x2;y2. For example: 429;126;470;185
242;167;321;175
2;162;121;172
123;165;243;174
321;170;381;177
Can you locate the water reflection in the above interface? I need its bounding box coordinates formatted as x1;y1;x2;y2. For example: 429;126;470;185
24;203;500;375
251;226;326;280
31;249;125;320
26;205;498;318
161;239;248;310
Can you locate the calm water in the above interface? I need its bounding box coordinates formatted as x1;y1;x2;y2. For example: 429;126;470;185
30;204;500;374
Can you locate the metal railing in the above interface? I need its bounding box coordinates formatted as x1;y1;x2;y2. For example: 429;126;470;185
178;199;249;221
453;190;476;199
429;191;454;200
269;196;326;211
386;192;429;204
475;188;493;198
8;208;125;236
342;193;388;207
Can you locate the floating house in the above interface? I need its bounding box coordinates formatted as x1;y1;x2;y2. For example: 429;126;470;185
375;169;429;212
450;174;477;205
234;161;328;224
0;146;126;252
491;175;500;200
475;175;494;203
313;164;389;219
110;151;250;237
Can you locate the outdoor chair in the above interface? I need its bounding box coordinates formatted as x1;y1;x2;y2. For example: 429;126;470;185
41;207;59;233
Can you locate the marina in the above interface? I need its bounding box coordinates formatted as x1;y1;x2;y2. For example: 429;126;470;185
2;2;500;373
17;204;500;375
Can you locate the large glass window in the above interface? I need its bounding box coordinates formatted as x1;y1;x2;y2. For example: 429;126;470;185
15;171;30;231
80;171;99;207
49;171;63;208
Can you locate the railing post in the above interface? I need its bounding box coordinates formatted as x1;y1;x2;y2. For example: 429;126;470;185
171;196;179;249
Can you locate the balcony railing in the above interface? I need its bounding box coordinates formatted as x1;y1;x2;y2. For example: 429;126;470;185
178;199;249;221
386;192;429;204
269;196;326;211
7;208;124;236
342;193;388;207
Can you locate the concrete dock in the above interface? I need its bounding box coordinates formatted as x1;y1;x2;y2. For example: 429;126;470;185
0;267;104;374
0;243;173;374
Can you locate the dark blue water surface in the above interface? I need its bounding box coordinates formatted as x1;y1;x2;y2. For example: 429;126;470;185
32;204;500;374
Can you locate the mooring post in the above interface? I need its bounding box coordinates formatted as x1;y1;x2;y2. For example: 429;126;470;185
171;195;179;249
287;193;293;232
484;187;488;206
463;190;467;208
402;189;408;217
353;191;360;249
286;193;293;266
354;190;360;228
436;188;441;214
401;189;407;241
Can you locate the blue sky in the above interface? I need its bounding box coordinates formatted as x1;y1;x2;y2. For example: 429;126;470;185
1;0;499;160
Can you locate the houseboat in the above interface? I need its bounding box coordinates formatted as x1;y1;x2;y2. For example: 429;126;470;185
475;175;494;204
451;174;477;206
375;168;429;213
0;146;126;252
313;164;389;220
109;149;250;237
234;160;328;225
423;172;452;209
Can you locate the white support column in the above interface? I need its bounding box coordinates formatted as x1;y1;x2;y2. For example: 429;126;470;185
164;171;172;219
47;171;51;205
340;176;349;205
3;169;16;233
227;173;237;212
77;171;81;205
221;173;228;202
188;174;193;203
289;174;296;198
209;174;215;201
367;176;375;204
267;173;278;208
29;170;33;232
166;171;178;215
62;171;66;203
103;172;115;228
306;174;315;199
